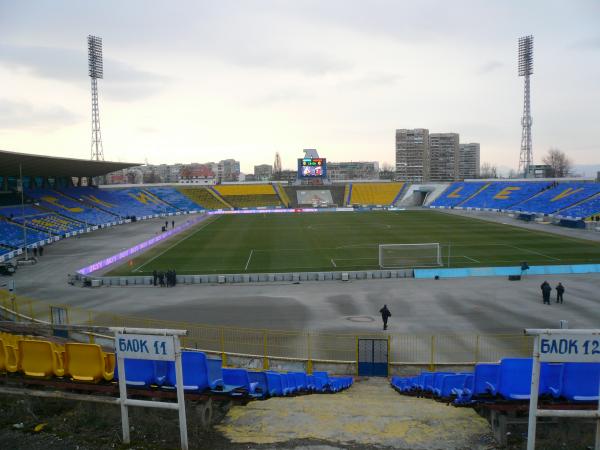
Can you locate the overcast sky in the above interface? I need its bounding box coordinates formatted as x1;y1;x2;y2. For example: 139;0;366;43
0;0;599;173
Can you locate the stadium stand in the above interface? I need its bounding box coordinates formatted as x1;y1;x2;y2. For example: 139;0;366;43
0;219;49;249
429;181;489;208
144;186;204;211
60;187;177;218
178;187;231;210
391;358;600;405
458;181;551;210
0;205;84;235
0;331;352;399
511;182;600;215
214;184;283;208
25;189;118;225
557;193;600;220
348;182;405;206
273;183;291;207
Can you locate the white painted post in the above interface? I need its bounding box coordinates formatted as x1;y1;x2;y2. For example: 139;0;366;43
526;335;540;450
174;336;189;450
116;352;130;444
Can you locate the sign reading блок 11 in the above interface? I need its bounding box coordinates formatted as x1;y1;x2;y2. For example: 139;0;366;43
538;334;600;362
115;333;175;361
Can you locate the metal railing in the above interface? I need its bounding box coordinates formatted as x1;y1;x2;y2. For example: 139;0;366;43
0;290;532;370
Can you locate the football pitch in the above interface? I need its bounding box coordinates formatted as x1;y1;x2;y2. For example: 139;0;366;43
106;210;600;275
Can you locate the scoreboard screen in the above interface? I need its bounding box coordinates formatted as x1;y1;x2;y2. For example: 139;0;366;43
298;158;327;178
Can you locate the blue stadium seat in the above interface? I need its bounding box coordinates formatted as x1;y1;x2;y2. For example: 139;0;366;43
114;359;156;387
145;187;204;212
558;194;600;220
453;363;499;404
434;374;471;398
429;182;488;208
222;368;261;398
289;372;308;392
164;351;212;391
460;182;551;210
561;362;600;402
247;371;269;398
427;371;453;394
264;371;286;396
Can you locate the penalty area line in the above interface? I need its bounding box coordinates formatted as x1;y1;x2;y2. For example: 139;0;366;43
244;249;254;271
330;258;337;268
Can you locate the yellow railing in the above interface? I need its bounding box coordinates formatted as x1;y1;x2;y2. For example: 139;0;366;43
0;291;532;369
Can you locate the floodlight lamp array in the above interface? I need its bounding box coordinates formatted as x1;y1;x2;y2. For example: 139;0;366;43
518;35;533;77
88;35;103;79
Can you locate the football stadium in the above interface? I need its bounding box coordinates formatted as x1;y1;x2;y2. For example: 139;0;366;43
2;148;600;449
2;5;600;450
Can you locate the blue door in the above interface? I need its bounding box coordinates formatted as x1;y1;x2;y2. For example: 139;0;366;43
358;339;388;377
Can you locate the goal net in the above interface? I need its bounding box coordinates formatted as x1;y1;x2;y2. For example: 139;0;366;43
379;243;442;269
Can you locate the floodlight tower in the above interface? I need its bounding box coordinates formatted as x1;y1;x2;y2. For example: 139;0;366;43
518;35;533;177
88;35;104;161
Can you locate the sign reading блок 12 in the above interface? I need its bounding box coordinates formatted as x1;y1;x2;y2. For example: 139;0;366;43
115;333;175;361
538;334;600;362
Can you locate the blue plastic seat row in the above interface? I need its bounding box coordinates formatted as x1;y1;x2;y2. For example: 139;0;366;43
391;359;600;406
114;350;353;400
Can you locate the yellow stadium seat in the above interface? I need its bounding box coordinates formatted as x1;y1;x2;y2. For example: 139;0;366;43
65;343;115;382
18;340;65;378
0;338;18;373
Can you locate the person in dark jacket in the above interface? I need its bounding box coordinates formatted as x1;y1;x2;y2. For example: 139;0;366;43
152;270;158;286
172;220;175;228
379;305;391;330
556;282;565;304
540;281;552;305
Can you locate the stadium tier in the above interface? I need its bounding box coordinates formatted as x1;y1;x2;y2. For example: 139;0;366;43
25;188;118;225
60;187;178;218
0;205;84;235
558;193;600;220
511;182;600;215
0;219;49;249
178;187;231;209
348;182;405;206
213;184;284;208
432;181;551;210
144;186;204;211
391;358;600;404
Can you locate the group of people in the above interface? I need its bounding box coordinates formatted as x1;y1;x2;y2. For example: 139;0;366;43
152;269;177;287
31;246;44;257
540;281;565;305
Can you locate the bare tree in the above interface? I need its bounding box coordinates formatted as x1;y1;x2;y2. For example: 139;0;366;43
379;162;396;180
542;148;573;178
479;162;498;179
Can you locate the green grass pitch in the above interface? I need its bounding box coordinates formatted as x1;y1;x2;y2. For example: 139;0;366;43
106;210;600;275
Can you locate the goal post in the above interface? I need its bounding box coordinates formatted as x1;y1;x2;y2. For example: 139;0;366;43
378;243;443;269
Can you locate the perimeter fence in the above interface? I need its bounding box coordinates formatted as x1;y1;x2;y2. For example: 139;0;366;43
0;291;532;371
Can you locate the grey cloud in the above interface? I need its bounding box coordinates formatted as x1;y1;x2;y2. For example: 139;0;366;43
0;99;81;129
0;44;168;101
478;61;503;74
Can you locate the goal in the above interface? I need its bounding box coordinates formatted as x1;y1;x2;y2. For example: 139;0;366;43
378;243;443;269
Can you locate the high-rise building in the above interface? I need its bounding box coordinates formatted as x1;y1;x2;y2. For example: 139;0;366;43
218;159;241;182
254;164;273;181
428;133;460;182
459;143;480;179
395;129;430;182
328;161;379;180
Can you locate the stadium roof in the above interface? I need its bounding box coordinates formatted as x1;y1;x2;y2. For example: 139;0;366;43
0;149;140;177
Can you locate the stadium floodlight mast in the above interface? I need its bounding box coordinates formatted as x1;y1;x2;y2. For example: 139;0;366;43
88;35;104;161
518;35;534;177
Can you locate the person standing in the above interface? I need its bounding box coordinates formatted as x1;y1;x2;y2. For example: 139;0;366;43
152;270;158;286
379;305;391;330
556;282;565;304
540;281;552;305
172;220;175;229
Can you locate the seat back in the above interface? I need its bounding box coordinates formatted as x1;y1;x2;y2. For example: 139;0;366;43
114;359;155;386
166;351;210;391
65;343;113;382
289;372;307;390
439;374;470;398
247;371;268;396
562;363;600;401
206;358;223;386
222;368;250;389
431;372;453;393
539;363;563;398
18;340;63;377
472;363;500;396
264;371;284;396
497;358;532;399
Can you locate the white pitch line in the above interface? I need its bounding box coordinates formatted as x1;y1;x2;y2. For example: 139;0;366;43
503;244;561;261
462;255;481;263
244;249;254;271
330;258;337;268
132;216;220;272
